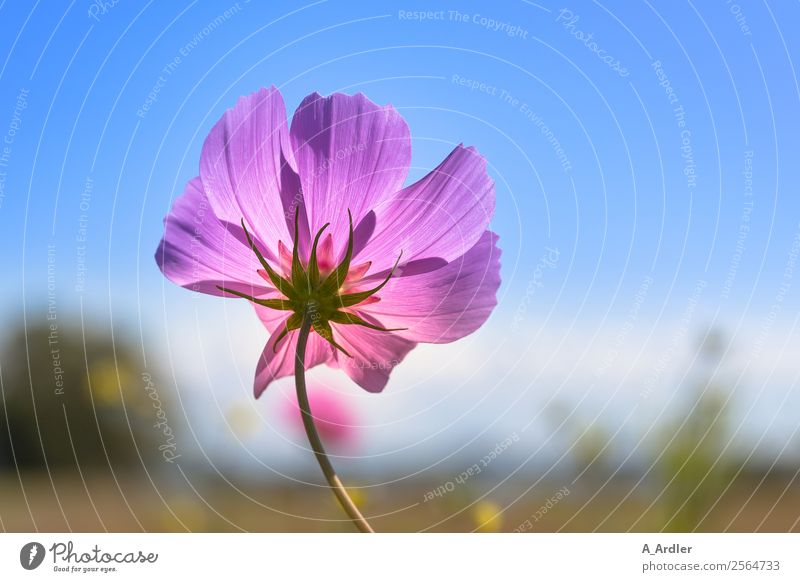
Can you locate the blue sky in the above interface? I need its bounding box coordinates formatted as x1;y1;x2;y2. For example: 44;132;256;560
1;1;799;473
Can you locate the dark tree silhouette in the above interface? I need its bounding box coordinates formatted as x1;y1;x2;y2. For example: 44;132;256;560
0;319;162;473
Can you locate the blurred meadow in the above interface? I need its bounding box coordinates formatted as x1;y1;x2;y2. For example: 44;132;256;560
1;318;798;533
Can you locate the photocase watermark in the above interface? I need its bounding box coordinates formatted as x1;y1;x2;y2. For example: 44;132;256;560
397;9;446;22
74;176;93;294
510;247;560;330
513;486;571;531
47;244;65;396
87;0;121;22
44;540;158;574
343;357;400;371
652;60;696;191
555;9;629;77
284;143;370;223
725;0;752;37
398;9;529;38
188;193;211;295
750;222;800;359
451;75;572;172
595;275;653;378
423;433;519;502
283;190;304;222
0;87;29;210
307;300;323;333
515;100;572;173
451;74;500;97
449;10;529;39
310;142;366;180
142;372;180;463
137;2;247;118
721;150;754;300
20;542;46;570
640;279;707;399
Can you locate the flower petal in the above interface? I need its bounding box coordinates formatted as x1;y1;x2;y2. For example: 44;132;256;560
361;230;501;343
330;326;417;393
290;92;411;255
358;145;495;274
200;86;300;253
155;177;271;296
253;303;289;334
254;322;334;398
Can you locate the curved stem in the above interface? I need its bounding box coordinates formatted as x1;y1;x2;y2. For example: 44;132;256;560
294;312;375;533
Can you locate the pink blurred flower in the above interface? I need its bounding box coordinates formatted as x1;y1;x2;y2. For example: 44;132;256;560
156;87;500;396
282;385;358;449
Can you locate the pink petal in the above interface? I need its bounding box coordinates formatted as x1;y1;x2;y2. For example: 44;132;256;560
253;303;289;334
155;177;272;297
316;233;335;274
343;261;371;288
330;325;417;393
357;145;494;274
254;321;334;398
277;240;293;277
361;231;501;343
290;92;411;256
200;86;301;254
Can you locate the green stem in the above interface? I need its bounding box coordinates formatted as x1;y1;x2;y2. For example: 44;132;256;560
294;312;375;533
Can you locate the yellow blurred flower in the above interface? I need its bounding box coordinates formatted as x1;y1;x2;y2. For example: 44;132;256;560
345;487;367;508
472;500;503;532
225;402;261;438
159;497;209;532
85;359;132;406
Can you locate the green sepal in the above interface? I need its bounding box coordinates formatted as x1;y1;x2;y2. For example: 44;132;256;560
290;211;305;292
241;219;297;300
319;210;354;294
215;286;295;311
313;320;352;357
272;312;304;352
235;212;407;359
336;251;403;308
329;310;406;332
307;223;330;288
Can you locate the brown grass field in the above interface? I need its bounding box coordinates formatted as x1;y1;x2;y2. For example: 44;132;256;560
2;471;798;533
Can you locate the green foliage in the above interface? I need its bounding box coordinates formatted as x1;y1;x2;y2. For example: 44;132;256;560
0;320;161;471
658;328;735;532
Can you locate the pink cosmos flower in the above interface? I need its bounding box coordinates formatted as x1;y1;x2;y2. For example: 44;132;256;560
282;384;359;449
156;87;500;396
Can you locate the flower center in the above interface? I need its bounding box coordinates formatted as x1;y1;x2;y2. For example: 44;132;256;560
218;211;403;356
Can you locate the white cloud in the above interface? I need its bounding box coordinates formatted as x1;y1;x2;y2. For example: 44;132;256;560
155;299;800;474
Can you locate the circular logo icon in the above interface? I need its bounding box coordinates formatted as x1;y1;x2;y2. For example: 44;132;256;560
19;542;46;570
